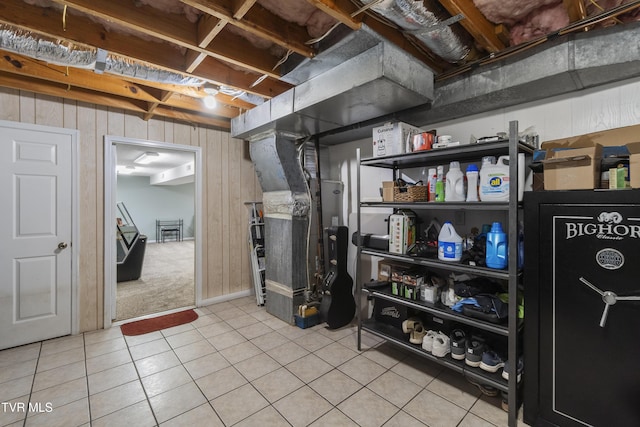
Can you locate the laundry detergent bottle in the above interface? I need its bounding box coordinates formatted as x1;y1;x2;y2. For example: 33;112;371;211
480;156;510;202
486;221;508;269
438;221;463;261
445;161;465;202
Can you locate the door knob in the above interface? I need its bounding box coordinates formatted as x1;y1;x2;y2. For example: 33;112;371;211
58;242;68;250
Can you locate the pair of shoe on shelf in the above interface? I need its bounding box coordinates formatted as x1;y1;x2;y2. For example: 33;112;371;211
401;318;450;358
450;329;523;380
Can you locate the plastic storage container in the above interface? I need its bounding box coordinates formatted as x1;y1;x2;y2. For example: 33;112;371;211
480;155;510;202
466;164;479;202
445;161;465;202
486;221;508;269
438;221;463;261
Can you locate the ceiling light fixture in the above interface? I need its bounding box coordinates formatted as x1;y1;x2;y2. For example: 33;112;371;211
134;152;159;164
203;83;218;109
118;166;135;175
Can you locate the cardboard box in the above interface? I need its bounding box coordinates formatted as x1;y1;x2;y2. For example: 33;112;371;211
541;124;640;190
372;122;423;157
628;142;640;188
382;181;395;202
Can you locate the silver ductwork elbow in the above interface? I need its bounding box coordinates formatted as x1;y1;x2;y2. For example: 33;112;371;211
362;0;470;62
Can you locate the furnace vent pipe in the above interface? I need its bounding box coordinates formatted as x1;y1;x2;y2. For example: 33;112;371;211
361;0;469;62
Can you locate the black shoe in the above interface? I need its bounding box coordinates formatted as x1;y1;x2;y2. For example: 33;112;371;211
450;329;466;360
465;337;485;367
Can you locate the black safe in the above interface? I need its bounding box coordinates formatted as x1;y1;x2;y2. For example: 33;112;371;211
524;190;640;426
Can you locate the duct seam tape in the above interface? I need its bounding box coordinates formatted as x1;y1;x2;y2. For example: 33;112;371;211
266;280;305;298
263;191;310;218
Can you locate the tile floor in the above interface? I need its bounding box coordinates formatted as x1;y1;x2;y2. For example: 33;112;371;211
0;296;527;427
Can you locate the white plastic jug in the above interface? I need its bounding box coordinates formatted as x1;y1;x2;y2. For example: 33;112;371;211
445;161;465;202
438;221;463;261
479;155;510;202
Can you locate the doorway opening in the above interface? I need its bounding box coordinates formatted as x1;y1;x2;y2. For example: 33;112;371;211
104;137;202;328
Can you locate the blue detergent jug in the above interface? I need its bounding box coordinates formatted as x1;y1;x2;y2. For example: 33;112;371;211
486;222;507;269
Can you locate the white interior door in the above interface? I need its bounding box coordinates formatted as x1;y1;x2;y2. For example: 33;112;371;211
0;123;74;350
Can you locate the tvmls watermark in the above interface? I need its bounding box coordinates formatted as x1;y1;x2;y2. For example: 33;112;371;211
1;402;53;413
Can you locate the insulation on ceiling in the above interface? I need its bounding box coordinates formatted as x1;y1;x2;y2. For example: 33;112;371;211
258;0;338;38
362;0;470;62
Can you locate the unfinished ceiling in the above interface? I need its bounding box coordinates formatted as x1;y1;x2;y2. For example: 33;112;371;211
1;0;639;132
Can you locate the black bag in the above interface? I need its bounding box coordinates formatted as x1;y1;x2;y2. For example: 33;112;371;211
453;278;502;298
462;294;508;324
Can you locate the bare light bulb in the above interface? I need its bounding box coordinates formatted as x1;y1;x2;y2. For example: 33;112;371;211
203;95;217;109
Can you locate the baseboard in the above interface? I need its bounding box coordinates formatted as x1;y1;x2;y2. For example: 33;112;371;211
199;289;252;307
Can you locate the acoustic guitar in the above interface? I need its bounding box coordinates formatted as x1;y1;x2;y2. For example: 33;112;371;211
319;226;356;329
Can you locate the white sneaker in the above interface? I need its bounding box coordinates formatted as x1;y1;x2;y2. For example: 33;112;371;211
432;332;451;358
421;330;438;352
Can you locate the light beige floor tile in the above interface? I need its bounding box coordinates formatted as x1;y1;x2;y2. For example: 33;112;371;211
40;335;84;357
470;396;510;427
218;341;261;364
183;352;230;379
91;400;156;427
338;387;399;427
197;321;233;339
390;355;441;388
141;365;192;398
0;343;41;369
224;314;259;330
189;313;219;329
236;301;263;314
262;316;290;330
459;412;498;427
251;367;304;403
135;350;181;377
210;383;270;426
368;371;423;408
208;330;248;351
205;301;235;313
172;340;216;364
338;330;384;350
84;337;127;359
29;377;87;410
86;348;132;375
0;394;29;426
316;324;357;341
159;403;223;427
0;359;38;384
250;330;289;352
360;343;409;368
88;362;139;395
215;307;245;321
234;353;281;382
149;382;207;424
129;339;171;361
308;369;362;406
286;353;333;383
123;331;163;347
165;330;203;349
0;375;33;402
266;341;309;365
250;309;275;322
427;371;482;410
24;396;89;427
315;341;359;367
273;385;333;427
36;347;85;373
195;366;247;401
293;331;334;352
338;355;386;386
32;361;85;392
309;409;360;427
404;389;467;427
383;410;429;427
89;380;146;419
277;324;314;341
234;405;290;427
160;322;194;337
236;322;274;340
83;327;123;346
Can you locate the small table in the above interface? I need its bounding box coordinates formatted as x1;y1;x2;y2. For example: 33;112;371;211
156;219;183;243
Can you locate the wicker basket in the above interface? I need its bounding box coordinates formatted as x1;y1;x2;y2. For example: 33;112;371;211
394;185;428;202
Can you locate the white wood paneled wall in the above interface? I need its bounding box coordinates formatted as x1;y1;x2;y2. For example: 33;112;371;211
0;88;261;332
329;76;640;223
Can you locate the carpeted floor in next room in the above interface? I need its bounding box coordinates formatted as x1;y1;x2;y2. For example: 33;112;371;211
116;240;195;321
